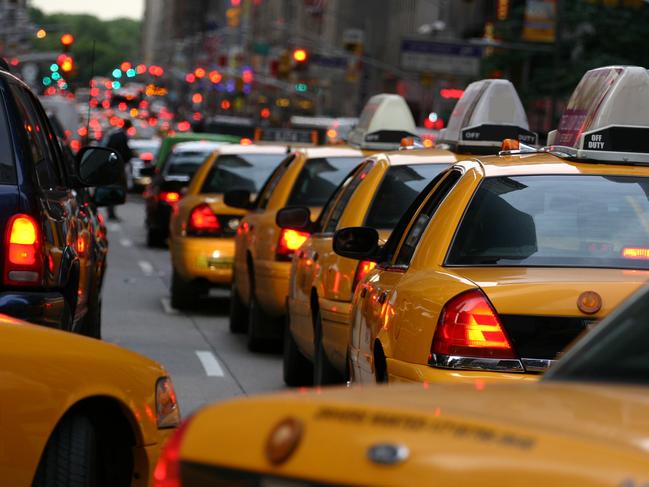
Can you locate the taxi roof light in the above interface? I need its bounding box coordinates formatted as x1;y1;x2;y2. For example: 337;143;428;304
438;79;537;154
347;94;419;151
432;289;517;360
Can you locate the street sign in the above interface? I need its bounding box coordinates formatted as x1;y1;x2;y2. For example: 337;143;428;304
400;39;482;76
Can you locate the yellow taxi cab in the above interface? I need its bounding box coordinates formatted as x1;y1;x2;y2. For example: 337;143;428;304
154;282;649;487
277;79;538;387
332;65;649;384
168;144;288;309
226;94;419;351
0;313;180;486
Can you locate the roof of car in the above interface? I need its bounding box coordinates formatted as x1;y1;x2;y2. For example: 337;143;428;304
293;145;369;159
214;144;289;156
472;152;649;178
380;147;464;166
172;140;229;153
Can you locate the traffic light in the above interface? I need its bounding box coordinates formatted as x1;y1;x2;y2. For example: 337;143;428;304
60;33;74;51
60;56;74;73
292;48;308;63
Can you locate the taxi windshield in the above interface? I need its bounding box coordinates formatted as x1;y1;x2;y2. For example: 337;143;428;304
546;288;649;385
365;164;447;229
446;174;649;269
165;151;211;177
201;154;284;194
287;156;363;207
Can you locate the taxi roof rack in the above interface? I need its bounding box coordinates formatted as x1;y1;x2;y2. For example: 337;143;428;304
438;79;537;154
347;94;418;150
546;66;649;164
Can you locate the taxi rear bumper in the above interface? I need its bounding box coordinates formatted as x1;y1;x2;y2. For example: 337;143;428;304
171;236;235;286
386;357;540;385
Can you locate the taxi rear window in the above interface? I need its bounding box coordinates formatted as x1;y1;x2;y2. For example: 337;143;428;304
364;164;447;230
446;175;649;269
201;154;283;194
287;156;362;207
164;151;210;177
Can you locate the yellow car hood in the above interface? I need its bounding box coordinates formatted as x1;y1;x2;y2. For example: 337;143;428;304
179;382;649;486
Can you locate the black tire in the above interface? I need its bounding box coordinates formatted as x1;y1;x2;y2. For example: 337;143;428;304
283;314;313;387
313;307;344;386
81;294;102;339
146;227;164;247
32;415;97;487
229;280;248;334
171;269;195;310
247;291;268;352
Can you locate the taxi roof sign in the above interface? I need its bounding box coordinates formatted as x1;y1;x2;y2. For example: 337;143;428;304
347;94;418;150
439;79;537;153
547;66;649;163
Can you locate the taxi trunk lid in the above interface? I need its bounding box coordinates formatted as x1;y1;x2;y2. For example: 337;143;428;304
453;267;649;366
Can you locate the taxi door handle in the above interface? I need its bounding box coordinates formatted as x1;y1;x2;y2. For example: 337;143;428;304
377;292;388;305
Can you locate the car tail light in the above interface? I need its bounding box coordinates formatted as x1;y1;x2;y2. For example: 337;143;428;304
4;214;42;285
352;260;376;292
431;290;516;360
160;191;181;204
186;204;221;236
153;417;193;487
140;151;154;162
276;228;309;261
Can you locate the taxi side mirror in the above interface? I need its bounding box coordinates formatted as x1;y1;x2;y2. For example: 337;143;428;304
276;207;312;231
224;189;253;209
333;227;380;261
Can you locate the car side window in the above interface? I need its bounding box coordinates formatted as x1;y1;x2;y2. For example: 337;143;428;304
321;161;373;234
256;154;294;209
393;169;463;267
28;92;69;184
10;85;63;189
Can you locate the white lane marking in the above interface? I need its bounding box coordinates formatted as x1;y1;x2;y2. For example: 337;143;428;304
120;238;133;247
195;351;225;377
138;260;154;276
107;222;121;232
160;298;178;315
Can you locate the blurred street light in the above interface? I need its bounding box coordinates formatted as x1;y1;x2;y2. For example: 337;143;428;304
36;28;47;39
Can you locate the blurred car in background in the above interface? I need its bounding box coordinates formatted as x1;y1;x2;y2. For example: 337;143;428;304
145;140;229;247
153;132;240;173
127;138;161;191
168;144;289;309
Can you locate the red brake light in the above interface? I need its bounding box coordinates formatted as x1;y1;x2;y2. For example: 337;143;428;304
140;151;154;162
276;228;309;261
352;260;376;293
153;418;192;487
4;214;42;285
432;290;516;359
187;204;221;236
160;192;181;204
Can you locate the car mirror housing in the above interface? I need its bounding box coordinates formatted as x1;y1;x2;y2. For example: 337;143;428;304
76;146;125;187
224;189;253;210
92;185;126;207
276;207;312;231
333;227;380;261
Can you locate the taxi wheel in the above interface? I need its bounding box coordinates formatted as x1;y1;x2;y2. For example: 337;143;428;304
171;269;195;310
247;293;268;352
229;281;248;334
283;314;313;387
32;414;98;487
146;227;164;247
313;308;344;386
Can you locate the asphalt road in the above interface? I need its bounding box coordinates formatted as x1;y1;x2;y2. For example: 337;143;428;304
101;196;285;416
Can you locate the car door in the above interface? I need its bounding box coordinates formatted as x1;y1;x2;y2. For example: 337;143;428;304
10;84;80;327
354;169;464;382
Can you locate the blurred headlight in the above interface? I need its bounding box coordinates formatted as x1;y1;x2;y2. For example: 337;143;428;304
156;376;181;428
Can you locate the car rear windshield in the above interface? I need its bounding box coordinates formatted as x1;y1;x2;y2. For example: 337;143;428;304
365;164;448;229
446;175;649;269
164;151;210;177
201;154;283;194
287;156;363;207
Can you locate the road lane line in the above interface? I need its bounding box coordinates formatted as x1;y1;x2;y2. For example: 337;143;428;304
120;238;133;247
195;351;225;377
138;260;154;276
160;298;178;315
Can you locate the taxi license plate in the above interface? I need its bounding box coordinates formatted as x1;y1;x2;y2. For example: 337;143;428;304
197;256;233;270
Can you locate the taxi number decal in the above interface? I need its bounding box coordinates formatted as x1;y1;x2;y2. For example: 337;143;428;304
313;407;536;450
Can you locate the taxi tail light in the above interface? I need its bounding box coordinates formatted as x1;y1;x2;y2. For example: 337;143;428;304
276;228;309;261
352;260;376;293
160;191;181;204
431;290;516;360
4;214;43;286
153;416;192;487
187;204;221;236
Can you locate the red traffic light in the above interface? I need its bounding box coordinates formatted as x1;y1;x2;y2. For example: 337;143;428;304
292;48;308;63
60;33;75;46
59;55;74;72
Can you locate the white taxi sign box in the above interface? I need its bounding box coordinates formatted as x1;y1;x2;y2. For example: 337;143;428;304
347;94;418;150
547;66;649;163
439;79;537;154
